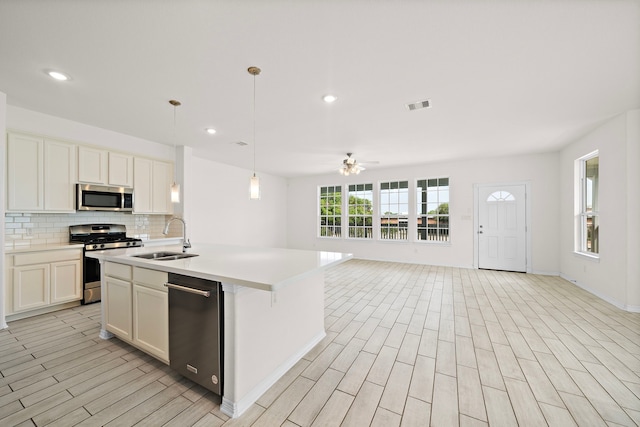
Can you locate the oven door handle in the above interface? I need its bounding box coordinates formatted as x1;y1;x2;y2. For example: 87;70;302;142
164;282;210;298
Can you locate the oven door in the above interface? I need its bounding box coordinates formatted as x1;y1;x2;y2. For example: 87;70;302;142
83;254;102;304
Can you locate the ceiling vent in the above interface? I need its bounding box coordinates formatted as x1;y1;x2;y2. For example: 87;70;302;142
406;99;431;111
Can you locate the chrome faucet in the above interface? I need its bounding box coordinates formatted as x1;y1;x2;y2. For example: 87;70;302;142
163;217;191;253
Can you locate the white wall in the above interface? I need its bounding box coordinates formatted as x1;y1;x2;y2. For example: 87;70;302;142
559;110;640;311
287;152;560;273
1;92;7;328
7;106;174;160
189;156;288;248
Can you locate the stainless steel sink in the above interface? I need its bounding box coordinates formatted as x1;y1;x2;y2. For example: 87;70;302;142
132;251;199;261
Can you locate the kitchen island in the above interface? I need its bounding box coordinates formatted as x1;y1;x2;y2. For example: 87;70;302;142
87;243;351;418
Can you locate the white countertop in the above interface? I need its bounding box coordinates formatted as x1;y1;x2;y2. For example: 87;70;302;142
86;244;352;292
5;242;85;254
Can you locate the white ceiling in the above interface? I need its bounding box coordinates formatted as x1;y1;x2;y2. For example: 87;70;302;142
1;0;639;178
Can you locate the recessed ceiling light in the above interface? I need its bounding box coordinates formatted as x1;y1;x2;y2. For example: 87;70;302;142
323;94;338;103
206;128;217;135
46;70;70;81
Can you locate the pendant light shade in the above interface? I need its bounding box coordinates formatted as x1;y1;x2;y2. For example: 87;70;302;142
169;99;181;203
250;174;260;199
248;66;261;200
171;183;181;203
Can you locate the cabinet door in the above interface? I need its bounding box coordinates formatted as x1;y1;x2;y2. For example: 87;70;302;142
7;133;44;211
13;263;50;312
50;260;82;304
108;152;134;187
105;276;133;340
133;284;169;362
78;146;108;184
44;140;77;212
133;157;153;213
152;160;173;214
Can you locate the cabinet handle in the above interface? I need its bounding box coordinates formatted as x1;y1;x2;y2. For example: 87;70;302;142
164;282;210;297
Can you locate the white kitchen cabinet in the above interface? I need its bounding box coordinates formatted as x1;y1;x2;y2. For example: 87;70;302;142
108;152;134;187
78;146;108;184
152;160;173;214
104;262;169;362
9;249;82;314
45;139;77;211
104;262;133;340
6;133;76;212
7;133;44;211
50;259;83;304
13;263;50;312
105;276;133;340
132;267;169;362
134;157;173;214
78;146;133;187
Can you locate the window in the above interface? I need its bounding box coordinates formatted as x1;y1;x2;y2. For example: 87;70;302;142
380;180;409;240
348;183;373;238
577;152;599;254
417;178;450;242
319;185;342;238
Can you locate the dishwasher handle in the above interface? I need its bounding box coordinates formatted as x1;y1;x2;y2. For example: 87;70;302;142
164;282;211;298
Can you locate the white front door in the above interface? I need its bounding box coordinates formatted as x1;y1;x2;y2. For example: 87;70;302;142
477;184;527;272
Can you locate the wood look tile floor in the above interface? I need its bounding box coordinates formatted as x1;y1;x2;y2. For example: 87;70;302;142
1;259;640;426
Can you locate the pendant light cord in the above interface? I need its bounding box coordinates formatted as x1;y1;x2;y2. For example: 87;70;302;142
252;72;256;177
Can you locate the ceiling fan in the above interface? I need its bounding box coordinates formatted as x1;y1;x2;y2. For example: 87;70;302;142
339;153;378;176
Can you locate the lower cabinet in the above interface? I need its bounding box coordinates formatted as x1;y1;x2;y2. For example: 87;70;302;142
105;275;133;340
104;262;169;363
7;249;82;316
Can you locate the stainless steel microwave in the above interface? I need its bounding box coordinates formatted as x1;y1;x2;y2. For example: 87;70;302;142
76;184;134;212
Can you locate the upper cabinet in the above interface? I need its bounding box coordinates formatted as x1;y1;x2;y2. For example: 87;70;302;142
133;157;173;214
7;133;76;212
77;146;108;184
108;152;134;187
78;146;133;187
7;131;172;214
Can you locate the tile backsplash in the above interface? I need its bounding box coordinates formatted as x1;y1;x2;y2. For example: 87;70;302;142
5;212;181;249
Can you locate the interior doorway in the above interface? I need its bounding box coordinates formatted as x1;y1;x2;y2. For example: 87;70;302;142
475;183;529;272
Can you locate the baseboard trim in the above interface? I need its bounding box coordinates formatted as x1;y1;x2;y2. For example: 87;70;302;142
560;274;639;312
221;330;326;418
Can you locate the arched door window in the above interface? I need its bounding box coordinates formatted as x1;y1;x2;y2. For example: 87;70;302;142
487;191;515;202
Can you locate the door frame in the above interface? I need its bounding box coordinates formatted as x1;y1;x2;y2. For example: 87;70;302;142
473;181;532;273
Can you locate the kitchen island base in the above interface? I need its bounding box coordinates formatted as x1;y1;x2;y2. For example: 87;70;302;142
220;271;325;418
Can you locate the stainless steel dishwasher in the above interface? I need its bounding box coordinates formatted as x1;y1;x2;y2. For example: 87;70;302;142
166;273;223;396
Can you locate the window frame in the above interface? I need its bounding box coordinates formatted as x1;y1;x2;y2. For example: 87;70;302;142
416;177;450;244
575;151;599;257
318;185;343;238
347;183;374;239
379;180;409;241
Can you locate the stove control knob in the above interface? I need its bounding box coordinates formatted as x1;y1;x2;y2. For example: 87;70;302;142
100;244;105;248
127;242;132;246
92;244;98;249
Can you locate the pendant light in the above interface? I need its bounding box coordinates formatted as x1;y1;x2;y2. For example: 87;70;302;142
169;99;181;203
248;66;261;200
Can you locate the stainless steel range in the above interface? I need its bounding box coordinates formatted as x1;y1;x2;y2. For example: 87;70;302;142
69;224;143;304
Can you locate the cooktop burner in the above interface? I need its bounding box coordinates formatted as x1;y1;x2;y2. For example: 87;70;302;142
69;224;143;251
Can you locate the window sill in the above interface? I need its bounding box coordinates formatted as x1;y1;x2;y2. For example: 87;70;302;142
573;251;600;262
